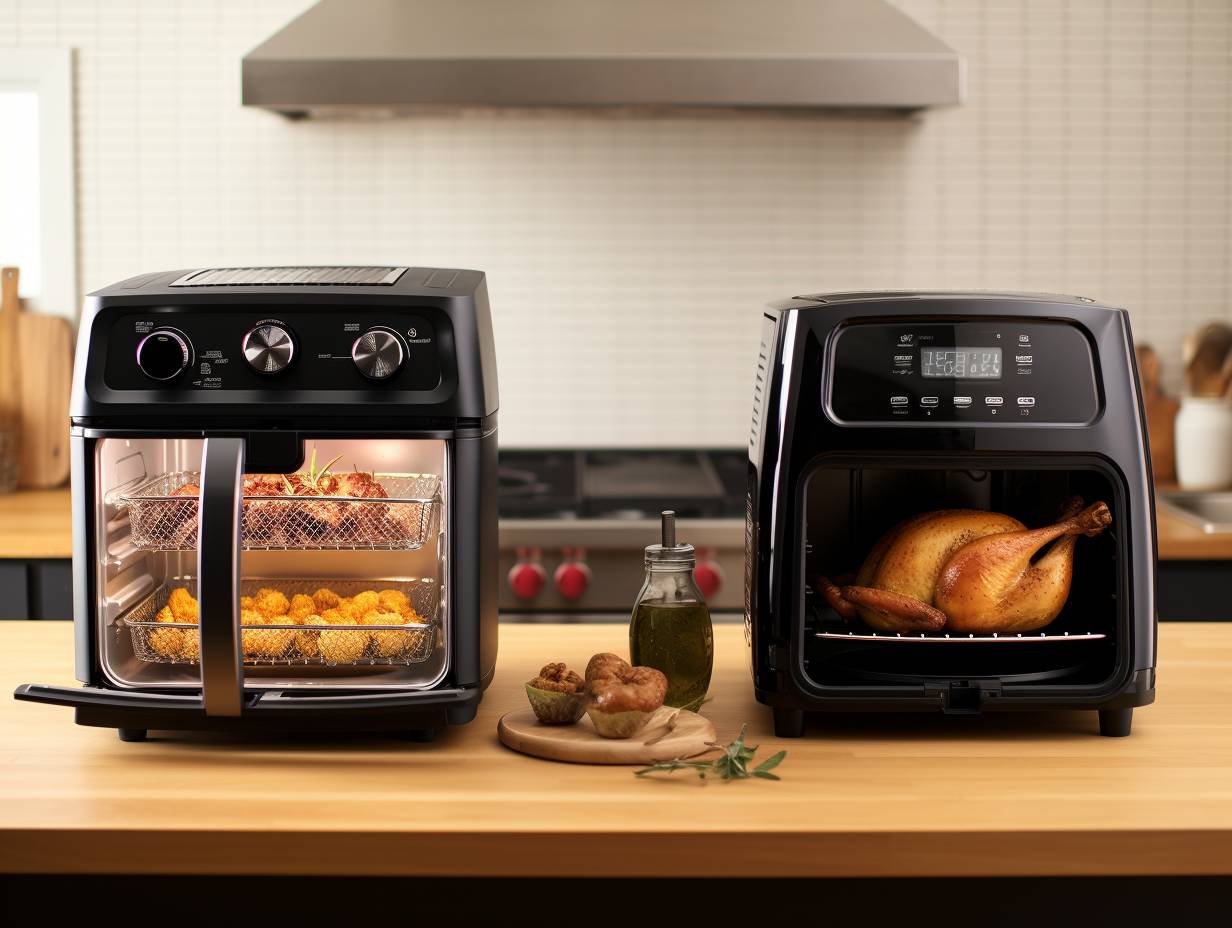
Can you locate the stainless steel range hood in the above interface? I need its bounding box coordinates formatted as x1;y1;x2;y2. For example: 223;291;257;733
242;0;964;117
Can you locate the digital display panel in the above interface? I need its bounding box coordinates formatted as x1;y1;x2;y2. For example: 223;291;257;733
920;347;1002;379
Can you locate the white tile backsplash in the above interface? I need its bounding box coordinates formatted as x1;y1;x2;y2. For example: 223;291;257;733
2;0;1229;446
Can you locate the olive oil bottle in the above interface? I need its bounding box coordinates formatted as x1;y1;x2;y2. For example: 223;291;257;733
629;511;714;710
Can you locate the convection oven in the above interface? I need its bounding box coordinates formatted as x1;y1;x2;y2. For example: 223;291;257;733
17;266;498;741
747;292;1156;737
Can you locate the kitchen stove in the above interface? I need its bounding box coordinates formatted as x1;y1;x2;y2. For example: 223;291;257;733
498;450;746;619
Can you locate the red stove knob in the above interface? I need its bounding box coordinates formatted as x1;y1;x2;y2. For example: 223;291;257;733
695;560;723;600
554;561;591;601
509;561;547;601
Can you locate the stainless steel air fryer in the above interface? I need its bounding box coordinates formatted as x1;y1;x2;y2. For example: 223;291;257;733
16;266;499;741
747;292;1156;738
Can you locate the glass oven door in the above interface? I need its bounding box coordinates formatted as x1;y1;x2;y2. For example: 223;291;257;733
93;435;449;696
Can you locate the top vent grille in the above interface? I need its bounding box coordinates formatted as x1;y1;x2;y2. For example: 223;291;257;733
169;267;408;287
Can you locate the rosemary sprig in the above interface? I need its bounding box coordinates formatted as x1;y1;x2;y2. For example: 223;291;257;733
283;448;344;495
635;724;786;781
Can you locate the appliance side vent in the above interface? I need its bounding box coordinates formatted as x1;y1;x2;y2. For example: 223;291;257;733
169;266;408;287
749;314;777;462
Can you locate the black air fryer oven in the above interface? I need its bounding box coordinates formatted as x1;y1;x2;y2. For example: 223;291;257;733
16;266;498;741
747;292;1156;737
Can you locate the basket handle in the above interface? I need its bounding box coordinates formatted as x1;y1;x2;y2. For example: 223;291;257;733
198;436;245;716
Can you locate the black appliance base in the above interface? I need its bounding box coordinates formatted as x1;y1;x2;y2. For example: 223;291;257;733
772;705;1137;738
14;682;481;741
1098;707;1134;737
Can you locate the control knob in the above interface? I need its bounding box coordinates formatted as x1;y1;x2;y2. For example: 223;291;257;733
136;329;192;381
242;323;296;374
694;558;723;600
352;327;405;381
509;561;547;601
554;559;591;602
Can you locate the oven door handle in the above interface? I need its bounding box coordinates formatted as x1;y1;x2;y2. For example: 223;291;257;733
198;436;245;717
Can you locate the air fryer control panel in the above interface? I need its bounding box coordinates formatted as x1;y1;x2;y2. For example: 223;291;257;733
102;307;445;392
827;319;1100;425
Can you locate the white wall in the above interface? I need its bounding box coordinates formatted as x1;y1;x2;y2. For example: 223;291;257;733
2;0;1229;446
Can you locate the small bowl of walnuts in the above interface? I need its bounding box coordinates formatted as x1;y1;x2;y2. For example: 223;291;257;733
524;662;588;725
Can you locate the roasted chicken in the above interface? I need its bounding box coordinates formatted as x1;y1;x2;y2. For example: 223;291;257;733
819;498;1112;634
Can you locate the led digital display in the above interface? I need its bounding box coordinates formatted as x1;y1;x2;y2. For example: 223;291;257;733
920;347;1002;379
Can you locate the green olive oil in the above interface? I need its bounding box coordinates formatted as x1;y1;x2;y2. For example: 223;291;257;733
628;511;715;711
630;602;713;709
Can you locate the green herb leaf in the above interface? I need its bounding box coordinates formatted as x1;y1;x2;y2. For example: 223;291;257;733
754;750;786;774
634;724;787;783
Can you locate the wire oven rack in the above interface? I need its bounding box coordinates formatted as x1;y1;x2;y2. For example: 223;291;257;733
815;630;1107;644
122;578;439;667
120;471;441;551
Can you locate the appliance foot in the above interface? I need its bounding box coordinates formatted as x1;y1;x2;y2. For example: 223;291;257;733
773;708;805;738
117;728;148;743
1098;708;1133;737
405;728;439;743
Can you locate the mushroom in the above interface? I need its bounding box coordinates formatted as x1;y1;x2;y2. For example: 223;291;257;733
584;653;668;739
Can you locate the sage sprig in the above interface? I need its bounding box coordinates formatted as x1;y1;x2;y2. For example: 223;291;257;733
635;724;786;781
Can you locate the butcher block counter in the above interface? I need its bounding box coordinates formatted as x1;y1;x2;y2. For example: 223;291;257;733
0;488;72;560
2;622;1231;879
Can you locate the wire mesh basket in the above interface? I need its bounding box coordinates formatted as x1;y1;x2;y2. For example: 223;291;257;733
120;471;441;551
122;578;439;667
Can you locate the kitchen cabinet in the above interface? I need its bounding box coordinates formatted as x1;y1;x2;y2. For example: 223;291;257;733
0;488;72;618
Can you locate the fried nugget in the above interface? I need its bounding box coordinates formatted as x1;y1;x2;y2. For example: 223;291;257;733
254;589;290;619
179;629;201;661
295;615;329;659
288;593;316;624
312;587;341;612
377;589;410;614
399;605;424;624
146;626;185;660
155;605;176;624
349;590;380;618
318;627;368;663
240;595;256;610
320;607;348;625
361;610;408;658
167;587;199;623
242;624;292;660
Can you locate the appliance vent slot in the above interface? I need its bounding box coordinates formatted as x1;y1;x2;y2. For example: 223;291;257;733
749;315;776;458
169;266;407;287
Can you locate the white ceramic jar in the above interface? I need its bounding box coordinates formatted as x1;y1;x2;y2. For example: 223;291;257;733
1175;396;1232;490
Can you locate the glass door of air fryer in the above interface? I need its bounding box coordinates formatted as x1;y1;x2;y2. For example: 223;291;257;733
95;436;449;692
801;461;1124;691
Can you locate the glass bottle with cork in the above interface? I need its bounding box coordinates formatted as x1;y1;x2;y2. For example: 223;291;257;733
629;511;714;710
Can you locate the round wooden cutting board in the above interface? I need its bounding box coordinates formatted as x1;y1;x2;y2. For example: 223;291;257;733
498;705;717;765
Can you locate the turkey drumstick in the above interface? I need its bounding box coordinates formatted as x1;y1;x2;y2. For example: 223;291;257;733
934;500;1111;633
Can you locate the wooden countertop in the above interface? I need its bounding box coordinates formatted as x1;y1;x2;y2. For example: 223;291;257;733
0;487;71;559
1154;498;1232;559
2;622;1231;878
0;488;1229;561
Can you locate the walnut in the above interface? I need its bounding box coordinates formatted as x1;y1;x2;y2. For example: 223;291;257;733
531;662;585;694
525;661;587;724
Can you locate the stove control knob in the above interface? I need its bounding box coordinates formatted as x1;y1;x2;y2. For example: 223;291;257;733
136;329;192;381
554;561;591;601
509;561;547;601
695;558;723;600
352;327;405;381
243;323;296;374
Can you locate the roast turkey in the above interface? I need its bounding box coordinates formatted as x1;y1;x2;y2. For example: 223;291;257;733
818;498;1112;634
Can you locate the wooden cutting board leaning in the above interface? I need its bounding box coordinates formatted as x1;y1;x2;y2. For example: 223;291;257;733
0;268;73;489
